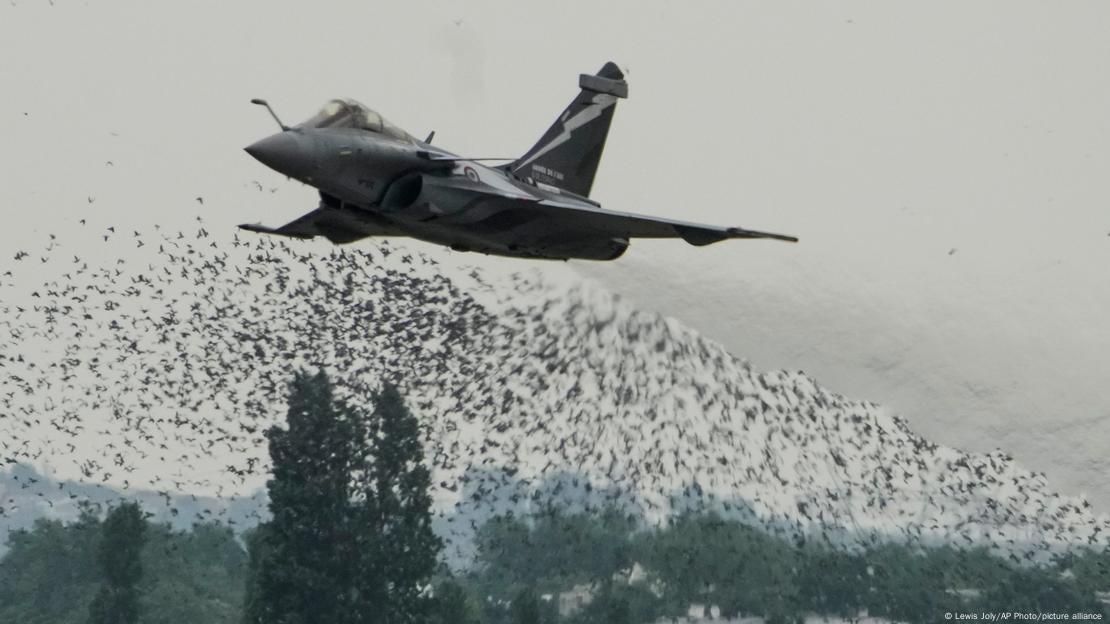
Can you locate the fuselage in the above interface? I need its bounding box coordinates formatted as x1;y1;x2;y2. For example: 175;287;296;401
245;105;626;260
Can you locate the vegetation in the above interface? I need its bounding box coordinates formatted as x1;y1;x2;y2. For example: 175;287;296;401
241;371;363;624
462;511;1109;624
243;371;441;624
0;511;246;624
2;374;1108;622
4;504;1110;623
351;382;442;623
87;502;147;624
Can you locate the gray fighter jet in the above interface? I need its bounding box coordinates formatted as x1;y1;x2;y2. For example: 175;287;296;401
242;62;797;260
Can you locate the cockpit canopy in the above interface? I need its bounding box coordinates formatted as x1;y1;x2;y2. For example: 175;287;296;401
298;98;413;142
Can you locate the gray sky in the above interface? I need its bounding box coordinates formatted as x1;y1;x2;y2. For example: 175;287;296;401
1;1;1108;506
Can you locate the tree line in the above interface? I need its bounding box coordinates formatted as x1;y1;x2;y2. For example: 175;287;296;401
461;510;1110;623
2;371;1109;623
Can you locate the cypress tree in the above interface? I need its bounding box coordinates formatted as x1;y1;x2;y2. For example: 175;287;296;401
243;374;441;624
88;502;147;624
245;370;359;624
352;382;442;623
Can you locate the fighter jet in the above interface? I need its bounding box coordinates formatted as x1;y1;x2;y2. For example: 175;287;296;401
241;62;797;260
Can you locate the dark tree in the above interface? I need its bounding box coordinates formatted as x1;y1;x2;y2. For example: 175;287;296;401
240;524;273;624
598;593;632;624
242;373;441;624
351;382;442;623
428;579;480;624
510;587;543;624
88;502;147;624
0;508;102;624
243;370;360;624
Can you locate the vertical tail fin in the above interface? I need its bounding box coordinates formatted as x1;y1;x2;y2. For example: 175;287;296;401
509;62;628;197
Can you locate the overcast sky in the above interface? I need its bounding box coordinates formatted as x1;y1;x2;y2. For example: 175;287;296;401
1;1;1108;506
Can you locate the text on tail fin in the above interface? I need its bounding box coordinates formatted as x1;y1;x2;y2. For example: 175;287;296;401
509;62;628;197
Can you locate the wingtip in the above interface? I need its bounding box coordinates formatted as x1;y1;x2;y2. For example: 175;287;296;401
727;227;799;243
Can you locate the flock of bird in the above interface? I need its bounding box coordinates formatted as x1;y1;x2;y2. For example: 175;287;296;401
0;219;1107;567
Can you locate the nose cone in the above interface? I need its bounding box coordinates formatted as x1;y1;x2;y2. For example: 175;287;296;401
245;131;310;177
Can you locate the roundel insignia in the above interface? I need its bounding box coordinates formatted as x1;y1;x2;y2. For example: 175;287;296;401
463;166;480;183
